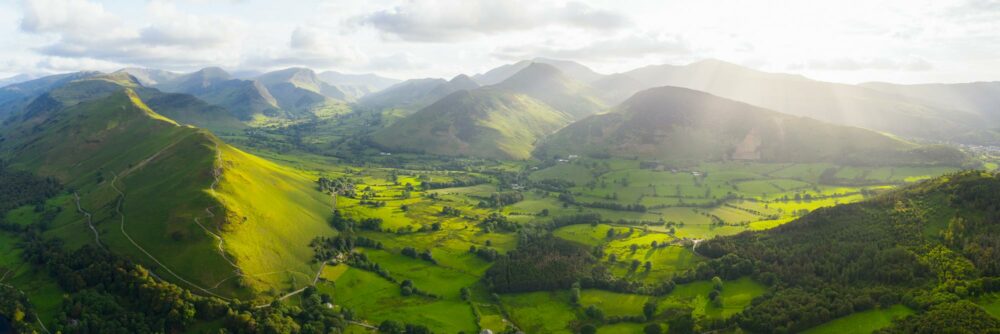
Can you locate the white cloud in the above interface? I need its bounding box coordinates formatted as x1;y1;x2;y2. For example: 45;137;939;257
493;33;690;62
790;56;933;72
18;0;245;70
357;0;629;42
240;26;366;70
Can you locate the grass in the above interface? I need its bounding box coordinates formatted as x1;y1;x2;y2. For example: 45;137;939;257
362;248;480;299
0;231;65;326
598;323;648;334
579;290;652;317
976;293;1000;319
501;291;577;334
529;163;595;184
801;305;914;334
658;277;767;320
213;142;335;296
318;265;478;333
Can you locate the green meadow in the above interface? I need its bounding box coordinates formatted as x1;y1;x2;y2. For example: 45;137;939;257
800;305;915;334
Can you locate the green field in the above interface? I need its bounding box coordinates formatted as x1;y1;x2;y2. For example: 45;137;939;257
501;291;577;334
658;277;767;319
801;305;915;334
318;265;479;333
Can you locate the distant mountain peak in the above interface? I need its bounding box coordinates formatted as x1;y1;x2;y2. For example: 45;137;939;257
448;74;479;90
498;62;566;86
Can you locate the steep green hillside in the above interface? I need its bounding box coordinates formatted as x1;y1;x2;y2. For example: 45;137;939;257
0;80;334;298
139;90;247;134
372;89;571;159
699;170;1000;333
537;86;966;166
489;62;606;119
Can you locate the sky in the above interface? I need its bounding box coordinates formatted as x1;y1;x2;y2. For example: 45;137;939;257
0;0;998;84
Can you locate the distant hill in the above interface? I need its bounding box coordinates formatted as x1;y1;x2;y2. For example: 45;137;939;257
0;77;333;297
861;81;1000;122
608;59;989;143
0;71;101;119
148;67;282;121
317;70;400;93
589;73;650;105
473;57;604;85
152;67;231;93
116;68;182;86
372;88;571;159
360;75;480;113
254;68;350;117
0;73;38;88
489;62;606;119
537;86;966;166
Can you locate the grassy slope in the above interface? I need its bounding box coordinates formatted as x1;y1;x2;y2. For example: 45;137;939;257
373;89;571;160
212;142;334;294
801;305;914;334
1;84;334;297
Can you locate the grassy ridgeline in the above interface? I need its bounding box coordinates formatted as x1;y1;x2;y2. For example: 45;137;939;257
0;81;335;298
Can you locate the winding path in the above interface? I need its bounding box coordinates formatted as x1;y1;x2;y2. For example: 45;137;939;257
109;171;229;300
74;138;329;306
73;192;103;248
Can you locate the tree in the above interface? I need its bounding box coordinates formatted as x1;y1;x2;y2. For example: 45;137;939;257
712;276;723;291
585;305;605;322
379;320;405;334
644;323;662;334
579;324;597;334
630;259;642;272
643;301;657;319
668;313;694;334
460;287;470;301
644;261;652;272
570;286;581;306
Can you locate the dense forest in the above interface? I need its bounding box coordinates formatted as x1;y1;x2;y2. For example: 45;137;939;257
698;171;1000;333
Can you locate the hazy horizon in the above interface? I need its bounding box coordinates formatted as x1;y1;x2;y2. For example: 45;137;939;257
1;0;998;85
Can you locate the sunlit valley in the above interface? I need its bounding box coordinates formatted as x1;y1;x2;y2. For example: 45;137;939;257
1;1;1000;334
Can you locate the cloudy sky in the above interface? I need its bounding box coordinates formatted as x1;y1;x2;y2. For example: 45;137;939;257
1;0;998;84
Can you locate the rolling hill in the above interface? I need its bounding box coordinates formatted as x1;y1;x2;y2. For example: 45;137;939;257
254;67;350;117
0;76;334;298
608;59;989;143
359;75;480;113
140;67;282;121
0;71;100;120
473;57;604;85
371;88;572;159
536;86;966;166
488;62;606;119
0;73;38;87
861;81;1000;122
